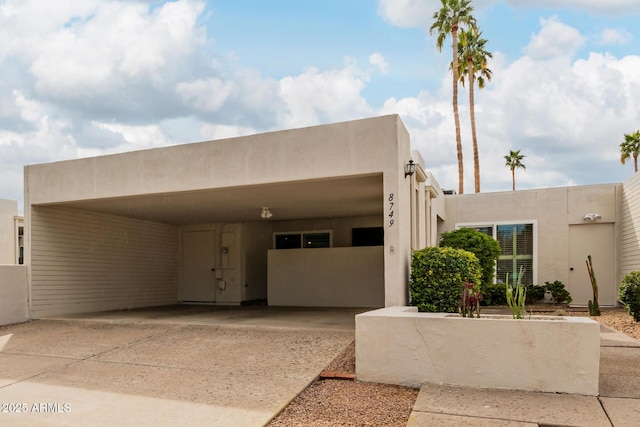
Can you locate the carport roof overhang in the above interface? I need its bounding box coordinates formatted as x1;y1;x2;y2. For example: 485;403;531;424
39;174;384;226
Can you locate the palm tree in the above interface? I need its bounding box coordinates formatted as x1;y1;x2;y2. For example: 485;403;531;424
504;149;526;191
456;28;492;193
430;0;476;195
620;130;640;173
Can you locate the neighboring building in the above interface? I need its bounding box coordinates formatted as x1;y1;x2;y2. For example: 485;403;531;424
0;199;23;265
439;184;621;306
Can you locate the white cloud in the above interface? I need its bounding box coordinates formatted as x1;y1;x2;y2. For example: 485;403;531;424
28;0;205;97
377;0;434;29
524;16;585;60
369;52;391;74
380;17;640;193
596;28;633;45
506;0;640;15
176;78;237;112
277;61;373;128
91;122;173;151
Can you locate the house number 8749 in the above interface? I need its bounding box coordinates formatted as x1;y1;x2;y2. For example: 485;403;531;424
388;193;394;227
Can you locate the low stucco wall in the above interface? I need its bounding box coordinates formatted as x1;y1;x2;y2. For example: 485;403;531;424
356;307;600;395
0;265;28;325
267;246;384;307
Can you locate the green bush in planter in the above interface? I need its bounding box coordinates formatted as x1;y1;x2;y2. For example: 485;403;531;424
410;246;482;313
620;272;640;322
483;283;507;306
439;228;501;293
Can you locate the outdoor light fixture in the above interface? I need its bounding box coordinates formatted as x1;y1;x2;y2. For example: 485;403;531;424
583;213;602;222
405;159;416;178
261;207;273;219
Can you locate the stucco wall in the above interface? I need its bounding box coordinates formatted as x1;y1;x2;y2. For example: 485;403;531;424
267;246;384;307
622;173;640;277
0;265;28;325
356;307;600;395
440;184;621;305
0;199;18;264
25;115;414;309
30;206;179;317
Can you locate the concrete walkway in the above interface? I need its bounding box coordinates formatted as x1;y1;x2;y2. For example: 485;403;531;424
408;324;640;427
0;306;361;427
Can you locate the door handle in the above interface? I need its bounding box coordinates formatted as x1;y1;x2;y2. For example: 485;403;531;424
211;268;216;271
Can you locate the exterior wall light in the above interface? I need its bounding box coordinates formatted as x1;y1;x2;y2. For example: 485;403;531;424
261;207;273;219
583;213;602;222
405;160;416;178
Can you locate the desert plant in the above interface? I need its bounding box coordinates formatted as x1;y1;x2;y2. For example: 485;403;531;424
544;280;572;304
439;227;501;291
619;272;640;322
459;281;482;318
586;255;600;316
525;284;546;304
410;246;482;313
506;266;526;319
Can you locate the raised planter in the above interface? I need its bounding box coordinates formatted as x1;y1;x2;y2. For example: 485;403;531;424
355;306;600;395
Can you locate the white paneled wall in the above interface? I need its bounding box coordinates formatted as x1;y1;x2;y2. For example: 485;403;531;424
30;206;179;317
622;173;640;277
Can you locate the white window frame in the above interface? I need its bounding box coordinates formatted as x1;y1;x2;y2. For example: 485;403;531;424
273;230;333;249
455;220;538;285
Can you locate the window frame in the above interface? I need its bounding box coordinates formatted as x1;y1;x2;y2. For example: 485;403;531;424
455;220;537;285
273;230;333;249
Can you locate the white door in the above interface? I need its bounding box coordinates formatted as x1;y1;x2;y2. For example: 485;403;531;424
568;223;616;306
181;230;216;302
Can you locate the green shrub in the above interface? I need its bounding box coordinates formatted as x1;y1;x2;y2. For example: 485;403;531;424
482;283;507;305
439;228;501;290
525;284;546;304
410;246;482;313
544;280;572;304
619;272;640;322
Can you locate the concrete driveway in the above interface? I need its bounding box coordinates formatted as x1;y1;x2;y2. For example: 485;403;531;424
0;306;362;426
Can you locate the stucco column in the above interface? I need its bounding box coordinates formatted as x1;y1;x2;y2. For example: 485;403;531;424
382;121;413;307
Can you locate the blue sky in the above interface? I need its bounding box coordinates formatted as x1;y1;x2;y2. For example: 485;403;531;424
1;0;640;209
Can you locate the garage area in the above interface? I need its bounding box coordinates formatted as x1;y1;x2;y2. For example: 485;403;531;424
24;115;414;318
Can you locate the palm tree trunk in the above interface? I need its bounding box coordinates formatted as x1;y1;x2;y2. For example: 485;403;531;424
635;155;638;173
451;26;464;194
511;168;515;191
468;59;480;193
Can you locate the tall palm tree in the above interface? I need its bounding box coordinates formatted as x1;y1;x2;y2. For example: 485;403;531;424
504;149;526;191
456;28;492;193
430;0;476;195
620;130;640;173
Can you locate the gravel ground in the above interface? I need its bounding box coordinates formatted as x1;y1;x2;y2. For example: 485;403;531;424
268;307;639;427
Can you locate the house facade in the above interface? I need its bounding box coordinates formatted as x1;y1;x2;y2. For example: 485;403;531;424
24;115;444;317
14;114;640;320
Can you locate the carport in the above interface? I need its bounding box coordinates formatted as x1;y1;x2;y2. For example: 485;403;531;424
24;115;418;318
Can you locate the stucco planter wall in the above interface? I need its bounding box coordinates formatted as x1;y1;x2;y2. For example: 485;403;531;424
356;306;600;395
0;265;28;326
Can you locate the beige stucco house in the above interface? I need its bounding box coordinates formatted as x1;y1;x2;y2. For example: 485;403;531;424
23;115;442;318
11;114;640;321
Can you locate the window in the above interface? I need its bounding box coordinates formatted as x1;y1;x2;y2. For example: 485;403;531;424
352;227;384;246
274;231;332;249
496;224;533;285
460;222;536;285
